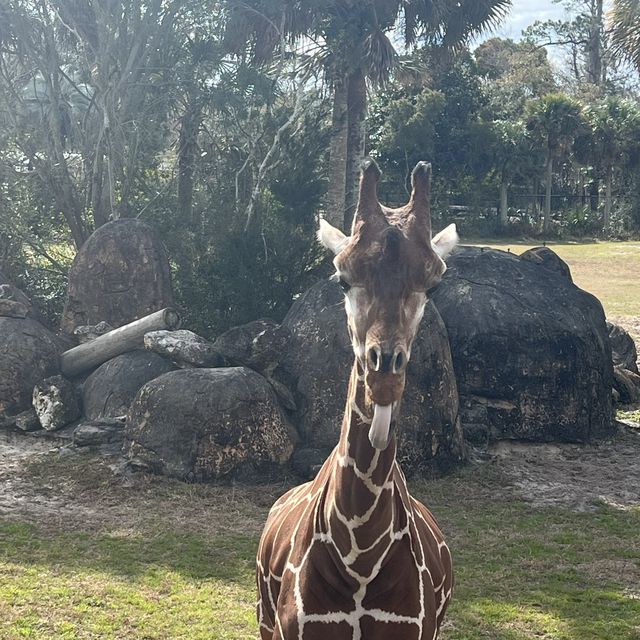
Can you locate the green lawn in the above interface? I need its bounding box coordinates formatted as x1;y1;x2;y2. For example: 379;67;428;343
1;455;639;640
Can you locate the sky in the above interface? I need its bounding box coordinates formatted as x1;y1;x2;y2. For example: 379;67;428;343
492;0;567;40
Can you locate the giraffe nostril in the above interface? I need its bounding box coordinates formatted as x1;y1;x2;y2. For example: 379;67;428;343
394;351;405;372
367;347;380;371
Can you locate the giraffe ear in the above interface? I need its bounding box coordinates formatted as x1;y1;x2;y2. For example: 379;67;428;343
432;224;458;259
318;218;349;255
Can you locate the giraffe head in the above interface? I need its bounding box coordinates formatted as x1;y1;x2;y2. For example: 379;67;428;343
318;159;458;450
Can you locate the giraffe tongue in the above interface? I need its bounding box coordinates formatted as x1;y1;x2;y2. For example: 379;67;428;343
369;404;392;450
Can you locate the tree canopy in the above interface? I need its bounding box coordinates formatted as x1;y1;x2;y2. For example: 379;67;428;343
1;0;639;334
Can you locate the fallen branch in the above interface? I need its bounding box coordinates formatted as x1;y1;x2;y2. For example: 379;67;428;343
61;308;181;376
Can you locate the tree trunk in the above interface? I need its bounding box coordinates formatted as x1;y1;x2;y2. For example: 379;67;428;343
587;0;604;86
324;74;349;230
589;176;599;211
531;178;539;222
499;180;508;227
344;68;367;231
544;154;553;234
60;308;181;377
178;97;202;227
604;164;613;228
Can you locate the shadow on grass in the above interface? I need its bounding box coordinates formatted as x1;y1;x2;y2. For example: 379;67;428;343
0;521;256;585
432;499;640;640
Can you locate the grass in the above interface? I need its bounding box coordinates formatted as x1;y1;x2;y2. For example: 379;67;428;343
0;522;257;639
422;476;640;640
1;459;639;640
467;240;640;318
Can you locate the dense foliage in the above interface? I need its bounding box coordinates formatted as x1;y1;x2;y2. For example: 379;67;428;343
1;0;639;334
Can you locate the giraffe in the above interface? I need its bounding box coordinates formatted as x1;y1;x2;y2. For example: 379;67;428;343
256;158;459;640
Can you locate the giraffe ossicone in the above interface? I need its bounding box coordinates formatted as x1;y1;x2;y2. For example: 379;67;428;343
257;159;457;640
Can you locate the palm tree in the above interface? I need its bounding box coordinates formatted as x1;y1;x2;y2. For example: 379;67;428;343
224;0;512;230
490;120;542;228
609;0;640;71
526;94;584;234
575;97;640;228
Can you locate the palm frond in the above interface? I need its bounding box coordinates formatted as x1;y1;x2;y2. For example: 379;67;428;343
364;28;399;86
609;0;640;70
403;0;512;48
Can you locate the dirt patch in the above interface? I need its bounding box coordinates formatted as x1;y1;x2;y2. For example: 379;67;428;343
0;429;289;537
1;422;639;536
488;426;640;511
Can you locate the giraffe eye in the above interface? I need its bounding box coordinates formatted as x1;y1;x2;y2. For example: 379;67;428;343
338;277;351;293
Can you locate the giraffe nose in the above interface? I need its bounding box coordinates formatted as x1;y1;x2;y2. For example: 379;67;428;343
366;346;408;374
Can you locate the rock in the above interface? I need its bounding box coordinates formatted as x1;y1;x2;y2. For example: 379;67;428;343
83;350;175;420
0;299;28;318
607;321;638;374
431;246;614;442
277;280;465;474
144;330;223;368
462;423;490;446
32;375;81;431
0;317;60;417
268;378;297;412
613;366;640;404
74;418;126;447
15;409;41;432
124;367;296;481
519;246;573;282
291;447;329;479
73;321;114;344
0;284;39;320
213;319;291;375
61;219;174;333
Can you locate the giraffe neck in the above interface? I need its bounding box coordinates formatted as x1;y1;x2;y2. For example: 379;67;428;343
321;361;404;582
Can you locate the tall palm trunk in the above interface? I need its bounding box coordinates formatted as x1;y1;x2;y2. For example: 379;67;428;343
544;154;553;234
499;179;508;228
178;96;202;227
324;74;349;230
590;175;599;211
603;164;613;228
587;0;604;86
344;68;367;230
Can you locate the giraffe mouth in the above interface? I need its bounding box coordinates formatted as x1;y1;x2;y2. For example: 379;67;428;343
368;402;397;450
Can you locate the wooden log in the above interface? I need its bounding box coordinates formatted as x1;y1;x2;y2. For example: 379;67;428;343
61;308;181;377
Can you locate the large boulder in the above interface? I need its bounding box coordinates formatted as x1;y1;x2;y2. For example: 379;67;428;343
431;246;614;442
607;321;638;374
0;283;43;322
519;246;573;282
213;319;291;376
61;219;174;333
83;350;175;420
124;368;296;481
0;317;60;418
276;280;466;474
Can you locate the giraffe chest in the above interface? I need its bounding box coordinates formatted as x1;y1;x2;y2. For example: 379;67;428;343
265;531;444;640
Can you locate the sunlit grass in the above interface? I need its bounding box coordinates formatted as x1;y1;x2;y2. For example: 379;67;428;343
0;522;257;640
1;481;639;639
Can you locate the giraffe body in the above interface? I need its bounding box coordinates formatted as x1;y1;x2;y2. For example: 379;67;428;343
257;160;457;640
